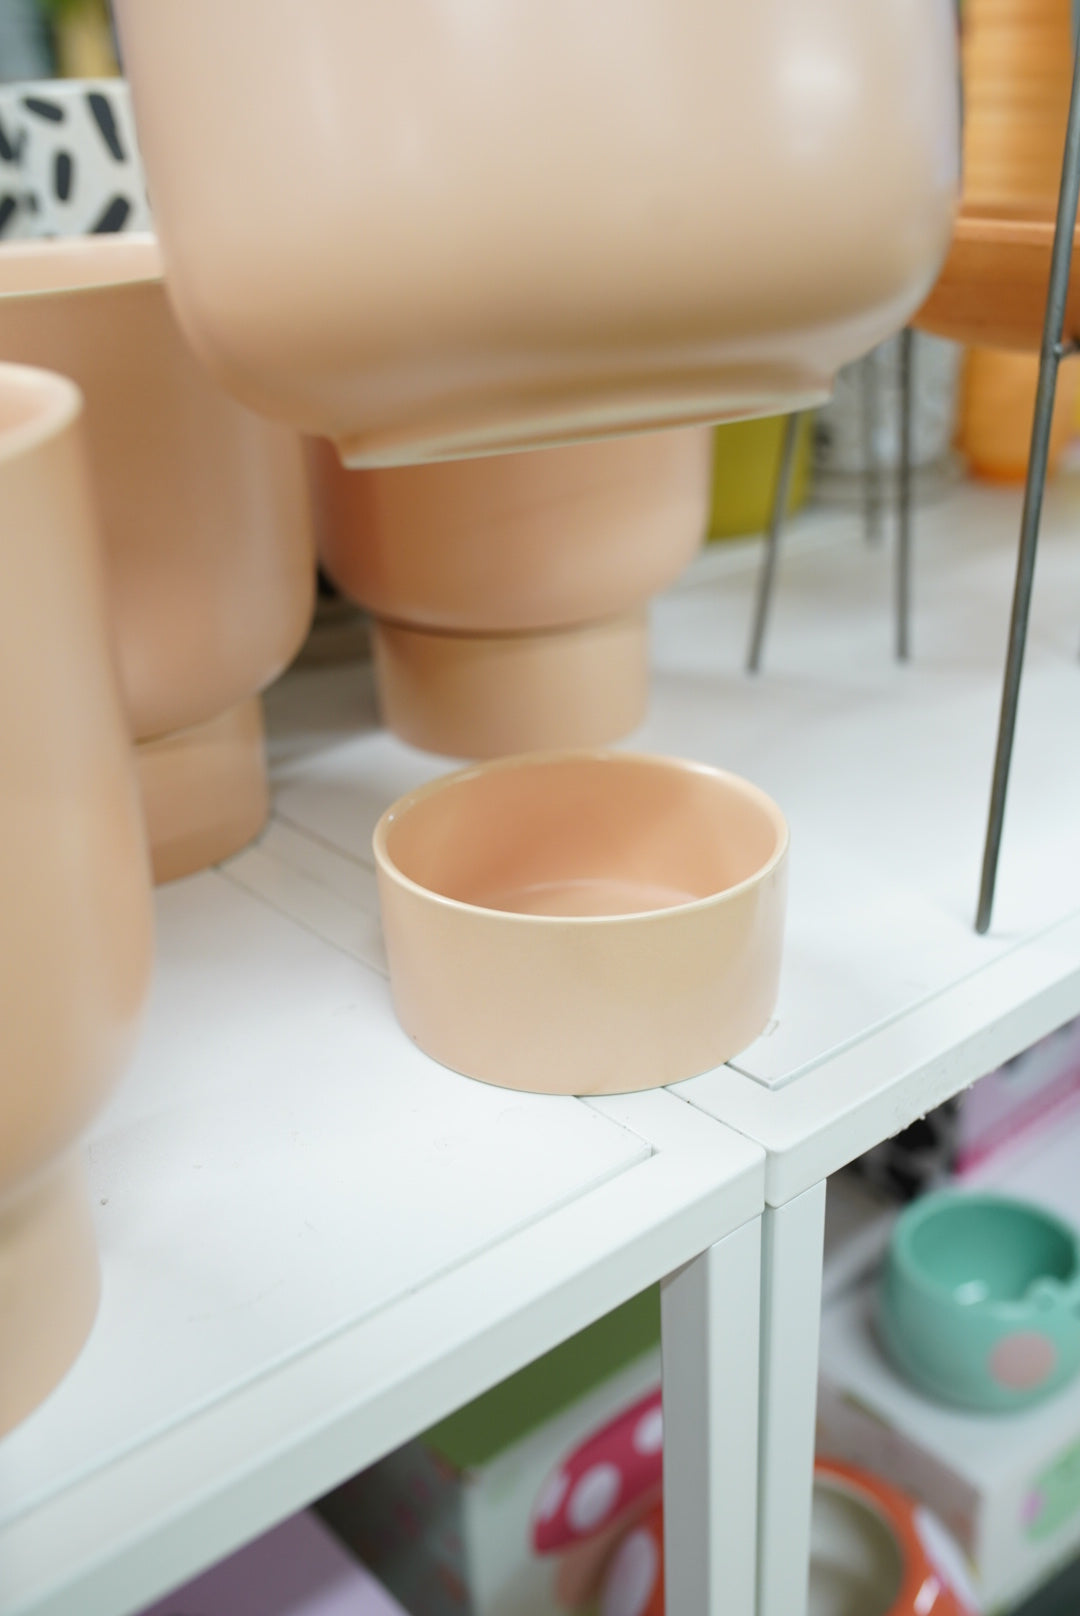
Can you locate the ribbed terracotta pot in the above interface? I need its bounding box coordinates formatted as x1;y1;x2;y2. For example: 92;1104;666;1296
310;430;710;756
114;0;958;464
0;236;315;881
0;362;153;1436
374;752;788;1094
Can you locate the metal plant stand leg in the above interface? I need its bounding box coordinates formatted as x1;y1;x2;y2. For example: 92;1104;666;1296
976;33;1080;934
861;350;884;546
896;328;915;662
747;411;802;675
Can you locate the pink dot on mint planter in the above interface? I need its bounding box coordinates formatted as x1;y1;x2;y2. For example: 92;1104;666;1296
988;1331;1058;1391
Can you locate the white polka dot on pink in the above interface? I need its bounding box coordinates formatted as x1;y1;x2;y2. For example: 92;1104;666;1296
633;1406;663;1455
568;1463;622;1533
602;1528;659;1616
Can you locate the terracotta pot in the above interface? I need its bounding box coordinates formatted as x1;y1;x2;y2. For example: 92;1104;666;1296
0;362;153;1436
593;1462;978;1616
113;0;958;465
958;345;1079;482
961;0;1075;208
374;752;788;1095
310;430;710;756
0;235;315;881
810;1461;978;1616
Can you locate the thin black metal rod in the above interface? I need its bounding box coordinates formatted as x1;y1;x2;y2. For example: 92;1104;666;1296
747;411;802;675
896;328;915;662
861;351;884;546
976;32;1080;933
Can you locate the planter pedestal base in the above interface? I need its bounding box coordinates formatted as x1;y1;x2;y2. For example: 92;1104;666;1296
137;696;270;884
0;1155;100;1437
372;611;648;760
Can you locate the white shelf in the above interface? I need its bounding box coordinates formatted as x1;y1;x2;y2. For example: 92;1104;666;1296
660;479;1080;1202
0;872;762;1616
6;470;1080;1616
261;475;1080;1205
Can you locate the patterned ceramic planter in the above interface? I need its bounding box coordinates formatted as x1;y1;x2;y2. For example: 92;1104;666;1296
0;77;149;237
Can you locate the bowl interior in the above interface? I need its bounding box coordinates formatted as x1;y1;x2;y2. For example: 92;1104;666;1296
381;754;785;918
908;1200;1077;1306
809;1480;904;1616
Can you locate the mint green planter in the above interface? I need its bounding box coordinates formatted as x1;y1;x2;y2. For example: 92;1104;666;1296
878;1193;1080;1414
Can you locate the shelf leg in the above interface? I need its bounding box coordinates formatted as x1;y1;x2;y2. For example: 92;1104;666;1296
861;352;884;547
976;31;1080;934
896;328;915;663
661;1216;761;1616
757;1181;827;1616
747;412;801;675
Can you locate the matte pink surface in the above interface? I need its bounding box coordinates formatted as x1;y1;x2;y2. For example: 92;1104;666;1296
138;1512;406;1616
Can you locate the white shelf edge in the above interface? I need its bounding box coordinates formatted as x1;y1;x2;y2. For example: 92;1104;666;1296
0;1091;762;1616
678;908;1080;1205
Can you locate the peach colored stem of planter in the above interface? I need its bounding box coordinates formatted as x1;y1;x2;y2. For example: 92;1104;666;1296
372;613;649;760
0;1157;101;1437
0;363;153;1435
136;696;270;885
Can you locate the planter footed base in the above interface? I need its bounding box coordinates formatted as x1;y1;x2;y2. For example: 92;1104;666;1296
136;696;270;884
0;1155;100;1437
372;612;648;759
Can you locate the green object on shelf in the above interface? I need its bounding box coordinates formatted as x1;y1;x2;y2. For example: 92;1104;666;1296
1026;1440;1080;1543
425;1285;660;1469
879;1192;1080;1414
709;413;812;540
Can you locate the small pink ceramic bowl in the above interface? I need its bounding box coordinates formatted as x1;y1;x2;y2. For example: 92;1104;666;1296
373;751;788;1095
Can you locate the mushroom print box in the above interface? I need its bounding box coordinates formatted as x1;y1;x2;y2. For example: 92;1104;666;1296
318;1291;662;1616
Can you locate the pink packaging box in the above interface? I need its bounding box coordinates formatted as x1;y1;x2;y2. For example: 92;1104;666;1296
956;1016;1080;1177
138;1510;408;1616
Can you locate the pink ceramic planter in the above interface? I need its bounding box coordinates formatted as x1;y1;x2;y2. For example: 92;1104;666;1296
0;363;153;1435
114;0;958;464
310;430;711;756
0;236;315;882
374;751;788;1095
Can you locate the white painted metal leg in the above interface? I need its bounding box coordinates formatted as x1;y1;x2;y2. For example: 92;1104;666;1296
661;1216;762;1616
757;1181;827;1616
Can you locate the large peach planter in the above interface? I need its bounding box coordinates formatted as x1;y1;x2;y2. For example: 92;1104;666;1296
374;752;788;1095
310;430;711;756
0;236;315;882
114;0;958;465
0;363;153;1435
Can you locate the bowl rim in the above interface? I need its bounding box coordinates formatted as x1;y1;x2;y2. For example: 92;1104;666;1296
371;747;789;926
0;234;162;299
0;361;81;465
813;1457;958;1616
887;1190;1080;1316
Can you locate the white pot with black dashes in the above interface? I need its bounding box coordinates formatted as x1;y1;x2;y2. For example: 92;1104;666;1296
0;78;150;238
